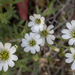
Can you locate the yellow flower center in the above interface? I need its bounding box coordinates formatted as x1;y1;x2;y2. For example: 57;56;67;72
29;40;36;46
36;18;41;24
72;32;75;38
0;50;9;60
41;30;48;37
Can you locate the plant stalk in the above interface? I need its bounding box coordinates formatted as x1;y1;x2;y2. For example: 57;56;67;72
73;72;75;75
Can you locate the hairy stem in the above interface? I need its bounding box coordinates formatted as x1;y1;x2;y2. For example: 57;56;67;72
54;42;69;49
73;72;75;75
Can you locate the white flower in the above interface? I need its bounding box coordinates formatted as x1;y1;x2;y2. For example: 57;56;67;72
28;14;45;32
21;32;42;54
65;47;75;70
0;42;18;72
62;20;75;45
37;25;55;46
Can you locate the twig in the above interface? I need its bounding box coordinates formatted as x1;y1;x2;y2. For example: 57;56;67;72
53;59;66;75
9;39;22;43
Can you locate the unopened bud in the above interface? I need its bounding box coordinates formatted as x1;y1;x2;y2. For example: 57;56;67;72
14;45;18;49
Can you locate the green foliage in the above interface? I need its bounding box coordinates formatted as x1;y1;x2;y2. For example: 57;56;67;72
0;0;23;6
21;20;28;37
36;0;58;16
0;7;16;24
59;48;65;57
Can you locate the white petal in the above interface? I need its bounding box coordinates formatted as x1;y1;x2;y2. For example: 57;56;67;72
47;25;54;31
35;45;40;52
65;58;73;63
68;38;75;45
39;24;44;31
0;42;3;49
41;37;45;46
46;37;53;45
35;34;40;39
28;21;35;27
11;55;18;61
66;22;72;30
8;60;15;67
30;32;36;39
71;61;75;70
37;39;42;44
41;19;44;24
34;14;38;18
0;63;3;71
31;26;36;32
10;46;16;54
70;47;75;54
61;29;71;35
29;16;35;21
62;35;71;39
34;25;40;32
4;43;11;49
71;20;75;26
41;17;45;21
22;38;27;42
49;30;54;34
65;53;73;58
31;49;36;54
47;35;55;40
21;42;28;47
3;62;8;72
25;33;31;41
24;47;30;52
47;40;53;44
37;14;41;18
43;24;47;30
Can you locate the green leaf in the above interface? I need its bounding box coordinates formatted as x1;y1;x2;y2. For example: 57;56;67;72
36;5;40;14
13;14;19;20
0;0;24;5
21;20;28;37
47;0;50;7
0;7;15;24
22;65;33;72
40;0;57;16
17;19;24;27
48;0;56;10
8;0;24;4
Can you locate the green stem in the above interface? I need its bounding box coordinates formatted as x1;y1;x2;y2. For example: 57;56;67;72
56;36;68;41
34;61;38;75
73;72;75;75
54;42;68;49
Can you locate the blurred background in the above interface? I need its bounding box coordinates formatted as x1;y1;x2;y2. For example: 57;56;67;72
0;0;75;75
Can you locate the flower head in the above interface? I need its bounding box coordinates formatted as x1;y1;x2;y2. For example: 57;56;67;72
65;47;75;70
37;24;55;46
0;42;18;72
62;20;75;45
28;14;45;32
21;32;42;54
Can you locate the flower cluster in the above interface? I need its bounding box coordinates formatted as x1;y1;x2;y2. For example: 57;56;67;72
1;14;75;72
62;20;75;70
21;14;55;54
